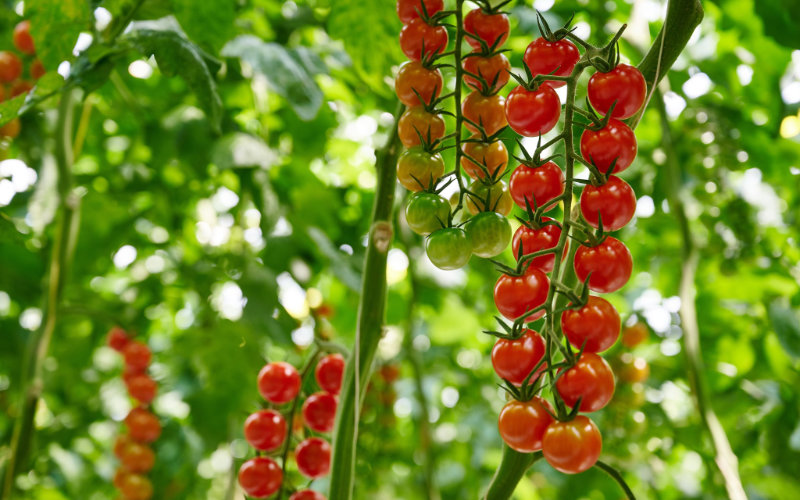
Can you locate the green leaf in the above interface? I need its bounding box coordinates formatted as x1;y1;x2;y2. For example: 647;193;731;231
221;35;323;121
28;0;93;70
171;0;236;53
0;95;26;126
754;0;800;49
768;300;800;360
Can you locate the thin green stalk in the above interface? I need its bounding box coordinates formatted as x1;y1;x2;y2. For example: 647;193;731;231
451;0;467;214
484;448;542;500
595;460;636;500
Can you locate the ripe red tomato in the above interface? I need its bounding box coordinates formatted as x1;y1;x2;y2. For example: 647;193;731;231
399;18;448;61
290;490;327;500
396;0;444;23
113;434;131;459
618;353;650;383
238;457;283;498
0;51;22;83
587;64;647;119
126;373;157;404
561;296;620;353
574;237;632;293
398;107;446;148
395;60;443;107
511;219;562;272
125;407;161;443
406;192;450;235
13;21;35;55
556;352;615;412
498;396;554;452
465;211;511;258
30;59;45;80
107;326;130;352
491;329;546;385
464;9;509;50
244;409;287;451
462;91;507;136
505;84;561;137
465;179;513;216
621;322;649;348
123;341;151;371
509;161;564;211
295;437;332;479
580;118;637;174
119;473;153;500
542;415;602;474
315;353;345;395
0;119;21;139
494;268;549;321
463;52;510;93
113;467;129;488
120;441;155;473
426;227;471;270
258;361;301;404
461;137;508;179
302;392;338;433
580;175;636;231
523;38;580;88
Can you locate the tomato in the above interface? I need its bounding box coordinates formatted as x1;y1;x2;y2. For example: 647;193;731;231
123;341;151;371
426;227;471;270
523;37;580;88
463;52;510;93
580;119;637;174
397;147;445;191
561;296;620;353
119;473;153;500
462;91;507;136
556;352;615;412
113;433;131;459
580;175;636;231
491;329;546;385
113;467;129;488
494;268;549;321
238;457;283;498
13;21;35;55
125;407;161;443
107;327;130;352
505;85;561;137
126;373;157;404
511;219;562;272
10;80;32;98
621;322;649;348
618;353;649;383
302;392;338;433
258;361;301;404
120;442;155;473
244;409;287;451
398;106;446;148
542;415;602;474
405;192;449;235
295;437;332;479
30;59;45;80
464;9;509;50
587;64;647;119
315;353;345;395
465;211;511;258
498;397;554;452
466;179;513;215
574;237;632;293
0;51;22;83
397;0;444;24
395;60;443;107
399;18;448;61
509;161;564;210
461;137;508;179
290;490;327;500
0;119;21;139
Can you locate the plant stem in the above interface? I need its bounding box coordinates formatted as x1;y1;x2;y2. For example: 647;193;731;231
595;460;636;499
451;0;467;215
484;448;542;500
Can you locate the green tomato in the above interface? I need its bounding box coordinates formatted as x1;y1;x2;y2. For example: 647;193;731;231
465;212;511;258
397;147;445;192
466;180;513;215
405;192;450;235
426;227;471;270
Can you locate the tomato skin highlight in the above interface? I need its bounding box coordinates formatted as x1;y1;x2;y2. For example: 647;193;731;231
574;236;633;293
556;352;616;412
395;60;443;107
244;409;287;451
464;9;509;50
462;91;507;136
396;0;444;23
494;268;549;321
405;192;450;235
505;85;561;137
258;361;301;404
461;137;508;179
465;211;511;258
580;119;637;174
498;397;554;453
466;180;513;216
238;456;283;498
561;296;620;353
399;18;448;61
508;161;564;211
511;220;562;272
397;147;445;191
398;107;446;148
587;64;647;119
523;37;580;89
302;391;338;433
580;175;636;231
0;51;22;82
295;437;332;479
542;415;603;474
491;329;546;385
463;52;510;93
426;227;472;270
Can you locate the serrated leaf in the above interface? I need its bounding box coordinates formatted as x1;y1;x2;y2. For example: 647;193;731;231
754;0;800;49
221;35;323;121
768;300;800;360
171;0;235;53
0;95;26;126
28;0;93;70
211;133;278;170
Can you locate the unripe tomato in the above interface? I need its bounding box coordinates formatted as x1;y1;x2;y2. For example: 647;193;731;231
244;409;287;451
238;457;283;498
123;341;151;371
126;373;157;404
30;59;45;80
107;326;130;352
511;219;562;272
618;353;650;383
464;9;509;50
399;18;448;61
396;0;444;24
119;473;153;500
466;180;512;216
580;175;636;231
494;268;549;321
498;397;553;452
580;119;637;174
561;296;620;353
13;21;35;55
465;211;511;258
574;237;632;293
0;118;21;139
290;490;327;500
542;415;602;474
120;441;155;473
523;37;580;88
398;107;446;148
587;64;647;119
125;407;161;443
295;437;331;479
462;91;507;136
556;352;615;412
621;322;649;348
397;147;445;191
395;60;443;107
405;192;450;235
505;85;561;137
426;227;471;270
258;361;301;404
463;52;510;93
315;353;345;395
0;51;22;82
461;137;508;179
491;329;546;386
302;392;338;433
509;161;564;211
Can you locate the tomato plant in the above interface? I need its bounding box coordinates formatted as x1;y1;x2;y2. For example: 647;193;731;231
395;61;443;107
302;392;338;433
580;118;638;174
556;352;616;412
511;219;562;272
238;457;283;498
244;410;287;451
493;268;549;321
461;137;508;179
580;175;637;231
509;161;565;210
464;9;509;50
426;227;472;270
258;361;302;404
523;37;580;88
399;18;448;61
296;437;332;479
396;147;445;191
398;107;447;148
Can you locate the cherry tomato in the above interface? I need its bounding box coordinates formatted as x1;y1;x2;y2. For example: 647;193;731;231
580;175;636;231
561;296;620;353
0;86;5;102
509;161;564;211
295;437;331;479
113;433;131;459
574;237;632;293
0;119;21;139
399;18;448;61
119;473;153;500
113;467;129;488
621;322;649;348
302;392;338;433
580;119;637;174
13;21;35;55
10;80;32;98
556;352;615;412
618;353;650;383
0;51;22;83
395;60;443;107
30;59;45;80
494;268;549;321
462;91;507;136
426;227;471;270
397;147;445;191
120;441;155;473
511;219;562;272
125;407;161;443
465;211;511;258
126;373;157;404
587;64;647;119
398;107;446;148
542;415;602;474
464;9;509;50
244;409;287;451
238;457;283;498
315;353;345;395
123;341;151;371
290;490;327;500
505;85;561;137
523;37;580;89
491;329;546;385
466;179;513;215
461;137;508;179
405;192;450;235
396;0;444;24
498;397;554;452
463;52;510;93
258;361;301;404
107;326;130;352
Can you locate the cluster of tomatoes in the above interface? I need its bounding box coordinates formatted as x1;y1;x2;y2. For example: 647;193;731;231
237;353;345;499
107;327;161;500
0;20;45;141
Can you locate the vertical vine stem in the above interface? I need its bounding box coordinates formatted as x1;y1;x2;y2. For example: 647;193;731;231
451;0;467;214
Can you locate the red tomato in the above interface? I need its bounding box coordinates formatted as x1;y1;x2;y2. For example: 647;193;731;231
396;0;444;23
464;9;509;50
244;409;287;451
125;407;161;443
399;18;448;61
498;397;554;452
542;415;602;474
0;52;22;83
461;137;508;179
107;326;130;352
556;352;615;412
302;392;338;433
126;373;157;404
463;52;510;93
13;21;35;55
112;467;129;488
580;175;636;231
395;60;443;107
587;64;647;119
123;341;151;371
621;322;649;348
511;219;562;272
398;107;446;148
574;237;632;293
120;441;155;473
290;490;327;500
505;85;561;137
462;91;507;136
258;361;301;404
113;434;131;459
493;268;549;321
580;119;637;174
523;37;580;88
491;329;546;385
238;457;283;498
119;473;153;500
0;119;21;139
561;296;620;353
30;59;45;80
295;437;331;479
10;80;33;98
508;161;564;211
315;353;345;395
